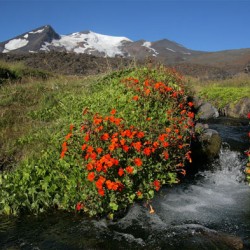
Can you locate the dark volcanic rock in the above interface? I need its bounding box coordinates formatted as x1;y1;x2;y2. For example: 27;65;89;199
192;126;222;162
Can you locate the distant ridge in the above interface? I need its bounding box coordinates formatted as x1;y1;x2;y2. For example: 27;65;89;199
0;25;250;71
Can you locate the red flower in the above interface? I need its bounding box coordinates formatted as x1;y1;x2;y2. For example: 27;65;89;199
136;191;142;197
143;147;151;156
60;151;66;159
145;88;151;96
137;131;145;138
95;176;106;189
163;151;169;160
188;112;195;118
134;158;142;167
188;102;194;107
248;113;250;119
122;145;129;152
69;124;74;131
132;95;139;101
76;202;84;211
87;172;95;182
110;109;116;115
126;166;134;174
101;133;110;141
132;141;142;152
84;134;90;142
98;188;105;196
96;147;103;154
118;168;124;176
81;144;87;151
65;133;72;140
153;180;161;191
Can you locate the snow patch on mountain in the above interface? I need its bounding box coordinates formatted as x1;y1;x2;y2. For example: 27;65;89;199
3;38;29;53
23;34;29;39
41;31;132;57
142;41;159;56
29;28;44;34
166;48;176;52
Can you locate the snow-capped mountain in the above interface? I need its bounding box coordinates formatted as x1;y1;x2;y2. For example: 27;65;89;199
0;25;203;63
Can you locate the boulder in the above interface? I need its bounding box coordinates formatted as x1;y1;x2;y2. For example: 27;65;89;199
197;102;219;120
222;97;250;118
192;125;222;162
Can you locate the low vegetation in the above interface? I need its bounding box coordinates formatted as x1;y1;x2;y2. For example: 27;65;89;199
0;60;50;84
188;73;250;109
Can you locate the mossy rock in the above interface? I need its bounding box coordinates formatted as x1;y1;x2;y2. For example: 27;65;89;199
192;128;222;162
223;97;250;118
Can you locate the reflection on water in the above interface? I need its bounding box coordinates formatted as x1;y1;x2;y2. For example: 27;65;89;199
0;119;250;249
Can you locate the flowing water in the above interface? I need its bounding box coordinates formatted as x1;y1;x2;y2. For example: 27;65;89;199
0;118;250;250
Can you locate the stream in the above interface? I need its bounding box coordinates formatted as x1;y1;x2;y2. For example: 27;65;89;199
0;118;250;250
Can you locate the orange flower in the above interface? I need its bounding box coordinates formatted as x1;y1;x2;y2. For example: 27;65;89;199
165;127;171;133
143;147;151;156
136;191;142;197
132;95;139;101
144;79;150;86
188;102;194;107
96;176;106;189
65;133;72;140
120;138;126;145
106;180;114;190
122;145;129;152
76;202;84;211
153;180;160;191
84;134;90;142
132;141;142;152
60;151;66;159
163;142;169;147
98;188;105;196
118;168;124;176
137;131;145;138
96;147;103;154
188;112;195;118
154;82;161;89
87;145;94;153
110;109;116;115
62;142;67;149
81;144;87;151
69;124;74;131
163;151;169;160
126;166;134;174
153;141;159;148
134;158;142;167
145;88;151;96
158;134;166;141
109;143;116;151
94;118;102;125
87;162;94;171
101;133;110;141
246;169;250;174
87;172;95;182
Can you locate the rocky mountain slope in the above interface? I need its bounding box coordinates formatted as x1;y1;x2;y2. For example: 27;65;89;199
1;25;250;77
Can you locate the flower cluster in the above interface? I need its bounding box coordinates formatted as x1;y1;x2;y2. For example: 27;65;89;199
60;72;195;216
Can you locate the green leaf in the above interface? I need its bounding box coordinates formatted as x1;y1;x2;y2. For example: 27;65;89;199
109;202;118;211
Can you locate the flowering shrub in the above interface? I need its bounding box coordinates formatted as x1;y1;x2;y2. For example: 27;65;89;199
60;69;195;216
0;66;195;217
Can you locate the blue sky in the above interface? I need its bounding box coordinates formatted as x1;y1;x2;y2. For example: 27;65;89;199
0;0;249;52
